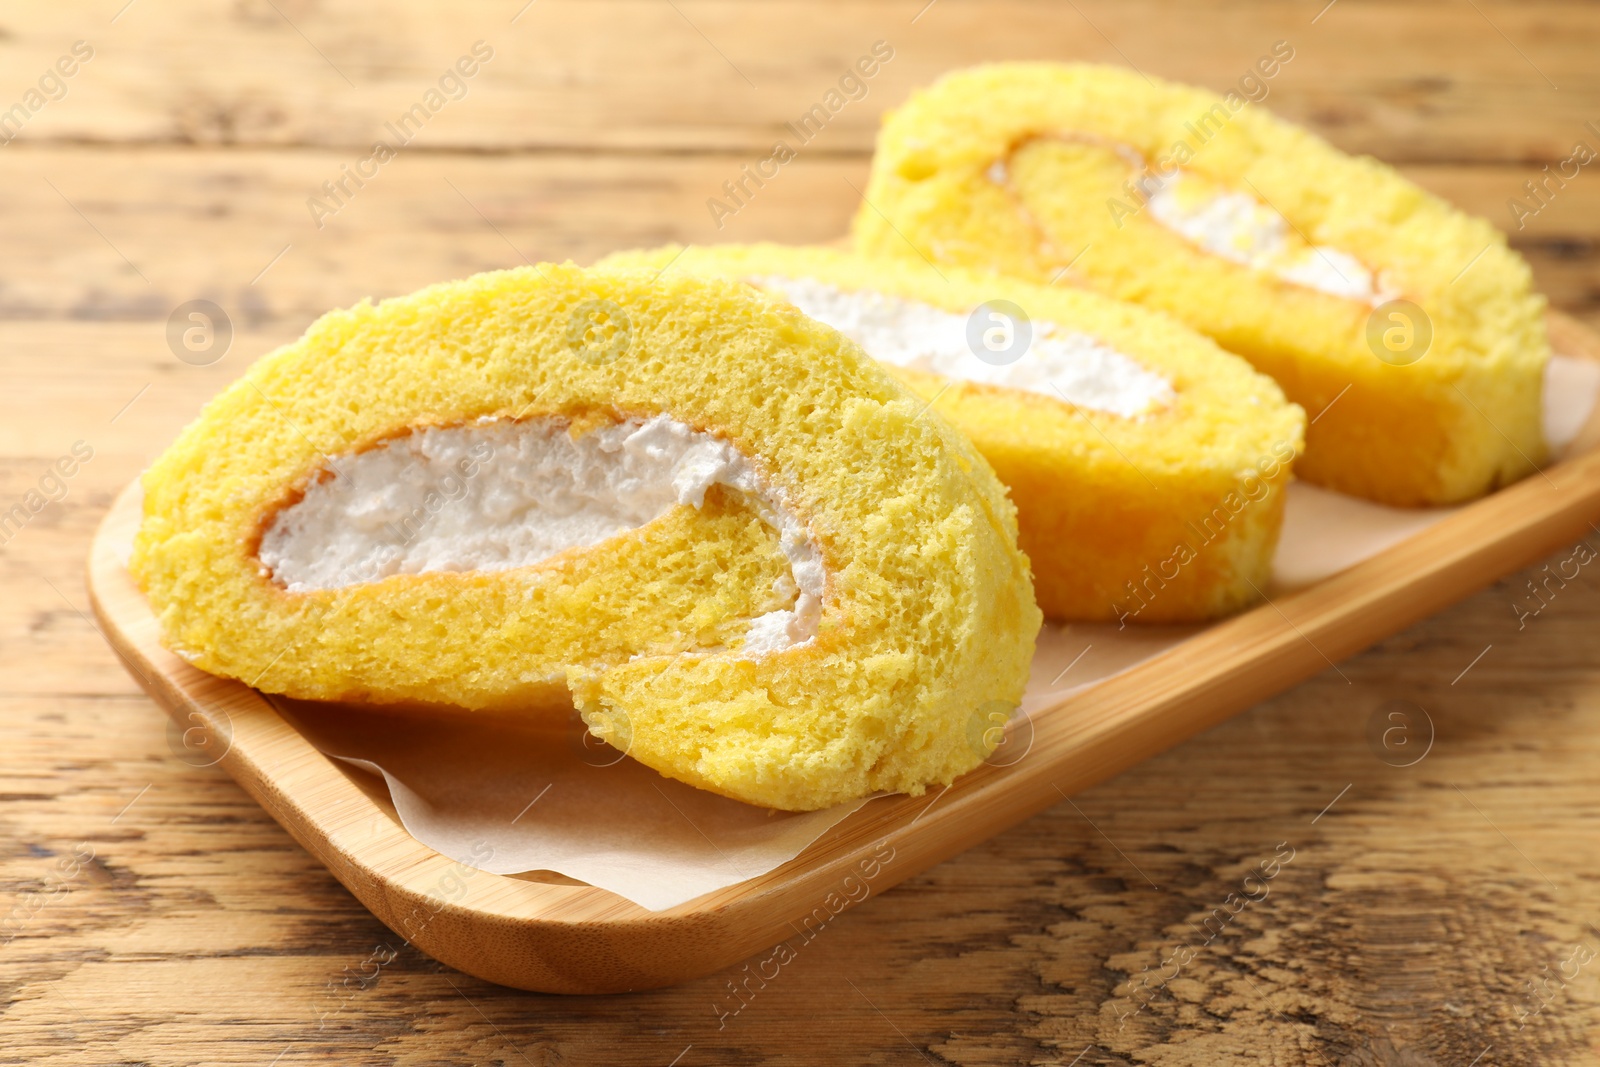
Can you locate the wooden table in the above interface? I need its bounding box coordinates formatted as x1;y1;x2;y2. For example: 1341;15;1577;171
4;2;1599;1063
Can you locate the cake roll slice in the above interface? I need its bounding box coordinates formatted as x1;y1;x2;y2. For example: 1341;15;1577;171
852;63;1549;506
131;264;1040;811
600;244;1305;623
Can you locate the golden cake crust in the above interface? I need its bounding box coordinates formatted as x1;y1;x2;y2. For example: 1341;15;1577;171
853;62;1549;506
601;243;1305;623
131;264;1042;811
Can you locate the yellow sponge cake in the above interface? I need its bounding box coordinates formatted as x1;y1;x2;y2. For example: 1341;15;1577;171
130;264;1041;811
601;244;1306;623
852;63;1549;506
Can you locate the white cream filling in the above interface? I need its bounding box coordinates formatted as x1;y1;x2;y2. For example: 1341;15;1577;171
752;275;1174;419
257;414;824;654
1137;171;1397;306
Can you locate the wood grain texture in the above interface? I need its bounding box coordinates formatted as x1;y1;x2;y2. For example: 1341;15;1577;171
1;0;1596;162
2;148;1596;329
6;0;1600;1061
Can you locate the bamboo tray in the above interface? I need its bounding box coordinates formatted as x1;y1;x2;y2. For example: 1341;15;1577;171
88;312;1600;995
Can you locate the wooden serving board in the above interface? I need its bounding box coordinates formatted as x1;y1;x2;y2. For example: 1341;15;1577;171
87;312;1600;995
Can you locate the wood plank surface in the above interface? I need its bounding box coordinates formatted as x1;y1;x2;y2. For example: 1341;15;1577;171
2;148;1596;329
4;1;1600;1063
2;1;1597;162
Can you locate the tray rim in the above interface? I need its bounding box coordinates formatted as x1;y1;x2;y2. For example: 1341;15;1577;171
86;310;1600;994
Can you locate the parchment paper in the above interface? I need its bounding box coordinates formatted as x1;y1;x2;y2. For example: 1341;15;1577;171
279;354;1600;911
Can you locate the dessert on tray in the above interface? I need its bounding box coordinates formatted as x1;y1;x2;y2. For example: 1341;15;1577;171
852;62;1549;505
128;64;1557;820
130;264;1041;811
601;243;1304;623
